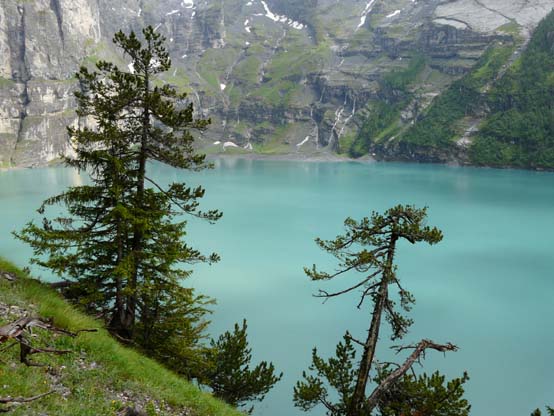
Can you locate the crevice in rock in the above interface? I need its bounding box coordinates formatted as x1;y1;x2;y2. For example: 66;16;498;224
473;0;514;24
50;0;65;47
9;6;31;166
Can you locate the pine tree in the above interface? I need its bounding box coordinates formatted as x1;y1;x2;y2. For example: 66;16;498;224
202;320;283;413
294;205;467;415
375;369;470;416
15;26;220;343
531;407;554;416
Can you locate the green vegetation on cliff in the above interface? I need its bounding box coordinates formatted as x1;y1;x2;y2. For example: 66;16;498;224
398;43;515;149
470;11;554;168
0;258;242;416
346;54;425;157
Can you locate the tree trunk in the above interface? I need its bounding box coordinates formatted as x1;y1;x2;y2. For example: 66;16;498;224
127;50;152;338
348;234;398;416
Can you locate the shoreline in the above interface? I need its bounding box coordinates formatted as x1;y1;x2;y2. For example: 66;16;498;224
2;151;553;173
205;151;375;164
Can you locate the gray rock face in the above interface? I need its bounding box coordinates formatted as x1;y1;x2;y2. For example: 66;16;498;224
0;0;551;166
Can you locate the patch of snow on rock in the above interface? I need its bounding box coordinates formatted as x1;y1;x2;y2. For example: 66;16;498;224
182;0;194;9
220;83;226;91
386;10;401;18
357;0;377;30
297;136;310;147
260;1;305;30
223;141;239;148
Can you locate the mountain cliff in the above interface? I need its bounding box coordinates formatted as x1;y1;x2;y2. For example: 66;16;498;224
0;0;552;167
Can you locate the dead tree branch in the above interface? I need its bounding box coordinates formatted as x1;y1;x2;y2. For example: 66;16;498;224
0;317;97;366
365;339;458;410
0;391;55;413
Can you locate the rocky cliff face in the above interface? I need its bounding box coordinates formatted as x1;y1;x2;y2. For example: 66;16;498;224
0;0;552;167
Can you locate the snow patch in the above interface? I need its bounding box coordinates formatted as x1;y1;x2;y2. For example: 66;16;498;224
356;0;377;30
220;83;227;91
166;9;180;16
244;143;253;151
386;10;401;18
260;1;304;30
223;141;239;148
213;141;221;145
244;19;251;33
297;136;310;147
128;62;135;74
182;0;194;9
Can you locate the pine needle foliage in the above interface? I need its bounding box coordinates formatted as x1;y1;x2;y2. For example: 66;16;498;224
202;320;283;413
15;26;221;346
375;369;470;416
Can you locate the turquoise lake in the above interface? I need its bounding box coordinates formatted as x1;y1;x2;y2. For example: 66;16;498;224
1;158;554;415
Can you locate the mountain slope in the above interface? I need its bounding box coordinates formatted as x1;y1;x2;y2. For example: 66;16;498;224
0;258;242;416
368;8;554;169
0;0;552;168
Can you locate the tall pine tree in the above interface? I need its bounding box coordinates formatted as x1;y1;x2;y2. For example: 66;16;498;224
16;26;220;342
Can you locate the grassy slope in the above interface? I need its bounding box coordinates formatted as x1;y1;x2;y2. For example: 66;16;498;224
0;258;243;416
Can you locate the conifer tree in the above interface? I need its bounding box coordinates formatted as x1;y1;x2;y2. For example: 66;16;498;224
532;407;554;416
201;320;283;413
16;26;220;341
294;205;467;415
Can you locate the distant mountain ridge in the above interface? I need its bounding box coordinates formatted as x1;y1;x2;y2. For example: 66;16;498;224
0;0;552;168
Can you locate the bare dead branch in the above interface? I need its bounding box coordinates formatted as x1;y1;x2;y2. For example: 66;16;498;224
345;331;366;347
315;278;379;300
0;317;96;366
0;390;55;412
365;339;458;410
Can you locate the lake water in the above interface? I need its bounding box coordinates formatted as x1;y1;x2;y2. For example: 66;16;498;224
1;158;554;415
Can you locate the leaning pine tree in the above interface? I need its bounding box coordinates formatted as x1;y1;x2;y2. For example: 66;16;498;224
16;26;221;345
294;205;470;416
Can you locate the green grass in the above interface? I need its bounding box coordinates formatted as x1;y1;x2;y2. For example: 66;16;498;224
0;77;15;88
232;56;261;85
347;55;426;157
0;258;243;416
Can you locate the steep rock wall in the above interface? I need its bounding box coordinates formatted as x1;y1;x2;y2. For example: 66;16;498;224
0;0;551;166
